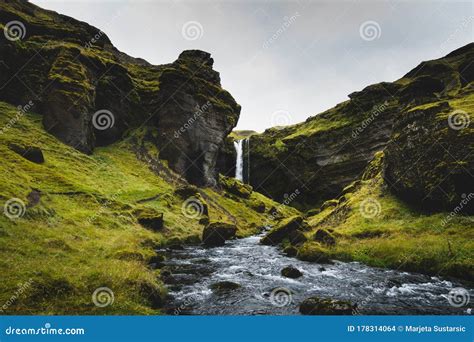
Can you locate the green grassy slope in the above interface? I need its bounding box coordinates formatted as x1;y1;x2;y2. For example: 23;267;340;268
0;101;298;314
299;152;474;281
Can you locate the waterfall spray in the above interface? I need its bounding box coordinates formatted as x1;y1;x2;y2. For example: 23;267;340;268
234;139;244;182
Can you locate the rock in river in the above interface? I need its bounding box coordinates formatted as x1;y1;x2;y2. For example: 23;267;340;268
260;216;308;245
299;297;356;315
281;266;303;279
202;222;237;247
210;281;241;292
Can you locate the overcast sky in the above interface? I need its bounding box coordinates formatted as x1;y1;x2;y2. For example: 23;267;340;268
32;0;473;132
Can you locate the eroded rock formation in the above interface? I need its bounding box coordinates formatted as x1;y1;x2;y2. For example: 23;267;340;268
244;44;474;212
0;1;240;186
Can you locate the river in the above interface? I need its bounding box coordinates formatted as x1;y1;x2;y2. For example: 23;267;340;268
161;231;472;315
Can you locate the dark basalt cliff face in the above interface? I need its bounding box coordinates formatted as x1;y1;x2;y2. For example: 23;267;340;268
246;44;474;213
0;0;240;186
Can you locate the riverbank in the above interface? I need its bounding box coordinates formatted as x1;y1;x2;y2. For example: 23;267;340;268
298;153;474;283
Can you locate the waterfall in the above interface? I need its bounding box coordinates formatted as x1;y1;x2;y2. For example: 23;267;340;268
234;139;244;181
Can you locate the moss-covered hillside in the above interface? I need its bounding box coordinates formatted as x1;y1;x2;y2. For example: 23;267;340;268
297;152;474;281
247;44;474;213
0;101;298;314
0;0;240;187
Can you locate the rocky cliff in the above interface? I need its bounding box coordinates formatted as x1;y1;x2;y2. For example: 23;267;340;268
0;0;240;186
245;44;474;213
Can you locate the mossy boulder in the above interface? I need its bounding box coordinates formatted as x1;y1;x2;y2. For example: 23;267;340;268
283;245;298;257
268;206;284;219
174;184;199;198
138;281;165;309
148;254;166;269
133;208;164;231
299;297;355;315
313;229;336;246
210;281;241;292
297;243;331;263
249;199;266;213
260;216;307;245
219;175;253;198
281;266;303;278
183;234;201;245
288;230;308;245
202;222;237;247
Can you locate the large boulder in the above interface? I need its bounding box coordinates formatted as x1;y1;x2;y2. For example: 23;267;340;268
174;184;199;198
283;245;298;257
209;281;241;292
260;216;307;245
313;229;336;246
288;230;308;245
299;297;355;315
134;208;164;231
250;199;266;213
9;144;44;164
281;266;303;279
202;222;237;247
219;175;253;198
297;243;331;263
